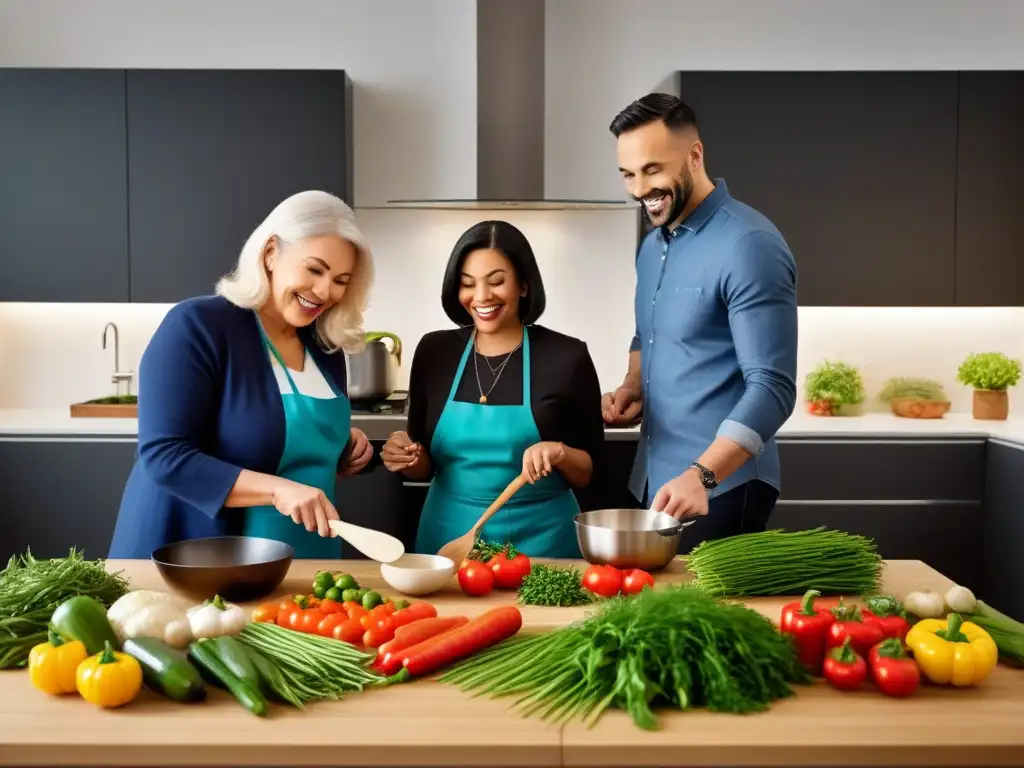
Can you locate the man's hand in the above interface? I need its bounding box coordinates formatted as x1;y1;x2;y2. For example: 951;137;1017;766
601;385;643;426
651;468;709;520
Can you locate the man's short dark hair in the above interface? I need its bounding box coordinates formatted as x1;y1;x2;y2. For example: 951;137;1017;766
440;220;547;326
609;93;699;137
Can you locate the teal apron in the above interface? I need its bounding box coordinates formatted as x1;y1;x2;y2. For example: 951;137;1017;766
415;327;581;558
242;321;351;558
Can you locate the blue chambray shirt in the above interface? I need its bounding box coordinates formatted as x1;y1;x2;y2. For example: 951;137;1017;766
628;179;798;504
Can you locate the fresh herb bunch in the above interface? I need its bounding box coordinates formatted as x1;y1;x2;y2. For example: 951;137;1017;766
0;549;131;669
440;585;810;730
877;377;948;402
467;538;519;562
517;564;592;607
804;360;865;406
956;352;1023;391
684;527;883;597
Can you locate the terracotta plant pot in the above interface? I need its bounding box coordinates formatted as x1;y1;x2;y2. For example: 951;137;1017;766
973;389;1009;420
890;397;951;419
807;399;835;416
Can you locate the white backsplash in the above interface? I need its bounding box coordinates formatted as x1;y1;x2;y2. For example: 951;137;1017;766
1;208;1021;414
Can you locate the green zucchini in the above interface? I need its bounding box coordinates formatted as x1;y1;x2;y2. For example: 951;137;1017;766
49;595;120;655
240;643;304;708
189;639;267;717
212;637;260;687
122;637;206;702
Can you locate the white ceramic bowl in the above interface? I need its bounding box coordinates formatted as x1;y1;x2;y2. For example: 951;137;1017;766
380;553;457;596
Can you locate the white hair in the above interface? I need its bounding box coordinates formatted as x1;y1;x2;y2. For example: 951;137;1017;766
215;190;373;354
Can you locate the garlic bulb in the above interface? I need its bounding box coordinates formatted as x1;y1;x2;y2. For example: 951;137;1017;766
904;589;945;619
944;584;977;614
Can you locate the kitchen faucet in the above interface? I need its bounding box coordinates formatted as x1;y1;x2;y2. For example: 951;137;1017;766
102;322;134;397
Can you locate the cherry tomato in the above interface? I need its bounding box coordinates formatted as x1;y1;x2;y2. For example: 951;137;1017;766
620;569;655;595
363;626;394;648
489;552;532;590
342;600;362;615
298;608;327;634
458;561;495;597
252;602;278;623
582;564;622;598
333;618;365;645
360;612;381;631
319;598;344;615
347;604;370;621
317;612;347;637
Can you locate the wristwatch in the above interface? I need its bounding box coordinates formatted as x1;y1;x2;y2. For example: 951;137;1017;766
689;462;718;490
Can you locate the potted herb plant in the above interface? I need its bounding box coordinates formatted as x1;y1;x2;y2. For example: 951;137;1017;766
804;361;865;416
956;352;1023;420
877;377;950;419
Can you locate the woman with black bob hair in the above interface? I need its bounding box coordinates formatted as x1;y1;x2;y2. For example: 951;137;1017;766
381;220;605;558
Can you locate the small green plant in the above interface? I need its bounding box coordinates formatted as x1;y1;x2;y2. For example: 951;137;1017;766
877;377;948;403
805;361;865;407
956;352;1022;392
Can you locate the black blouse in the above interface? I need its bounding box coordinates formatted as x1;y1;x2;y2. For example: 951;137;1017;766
405;325;606;486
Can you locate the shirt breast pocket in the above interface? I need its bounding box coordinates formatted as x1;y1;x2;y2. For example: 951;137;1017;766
657;285;704;340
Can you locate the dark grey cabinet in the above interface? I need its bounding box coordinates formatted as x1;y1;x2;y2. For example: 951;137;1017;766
334;441;410;559
0;439;137;563
982;440;1024;621
126;69;353;302
0;69;130;302
955;72;1024;307
673;71;959;306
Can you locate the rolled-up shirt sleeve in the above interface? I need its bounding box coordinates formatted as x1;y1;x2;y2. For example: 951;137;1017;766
629;324;641;352
716;229;798;455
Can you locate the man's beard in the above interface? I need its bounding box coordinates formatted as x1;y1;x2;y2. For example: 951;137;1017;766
637;168;694;229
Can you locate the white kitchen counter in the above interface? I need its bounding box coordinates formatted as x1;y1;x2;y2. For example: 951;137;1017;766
2;407;1024;448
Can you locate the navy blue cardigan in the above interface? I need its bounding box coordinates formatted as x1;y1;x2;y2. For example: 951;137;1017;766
107;296;350;559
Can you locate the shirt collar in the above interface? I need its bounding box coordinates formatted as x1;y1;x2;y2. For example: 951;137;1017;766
664;177;730;238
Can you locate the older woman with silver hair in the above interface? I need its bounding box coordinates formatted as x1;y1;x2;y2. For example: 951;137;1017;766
108;190;375;559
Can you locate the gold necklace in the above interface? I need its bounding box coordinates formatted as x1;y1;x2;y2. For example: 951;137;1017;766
473;330;521;404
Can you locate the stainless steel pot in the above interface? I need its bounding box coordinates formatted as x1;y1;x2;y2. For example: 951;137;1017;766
346;331;402;402
574;508;692;571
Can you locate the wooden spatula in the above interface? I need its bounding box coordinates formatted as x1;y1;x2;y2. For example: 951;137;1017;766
328;519;406;563
436;473;528;565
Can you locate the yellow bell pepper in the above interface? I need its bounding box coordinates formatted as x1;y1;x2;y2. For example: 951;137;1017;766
75;640;142;708
28;629;88;695
905;612;998;687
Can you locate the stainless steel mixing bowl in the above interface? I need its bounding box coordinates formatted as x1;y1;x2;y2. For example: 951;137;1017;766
152;536;294;602
574;508;691;571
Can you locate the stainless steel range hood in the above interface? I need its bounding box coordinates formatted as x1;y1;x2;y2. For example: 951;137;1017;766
381;0;635;211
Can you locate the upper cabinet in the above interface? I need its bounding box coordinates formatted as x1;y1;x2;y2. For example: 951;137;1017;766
0;69;130;302
674;71;959;306
126;70;353;302
955;72;1024;307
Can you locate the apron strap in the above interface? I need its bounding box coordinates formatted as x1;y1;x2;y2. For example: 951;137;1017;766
521;325;531;404
255;315;301;396
448;332;475;402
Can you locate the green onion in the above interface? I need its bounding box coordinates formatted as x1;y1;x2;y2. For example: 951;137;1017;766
440;586;810;730
683;527;883;597
967;600;1024;667
237;622;381;702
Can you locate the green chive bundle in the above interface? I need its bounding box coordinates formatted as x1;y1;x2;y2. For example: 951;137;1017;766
439;586;810;730
237;622;380;704
683;527;883;597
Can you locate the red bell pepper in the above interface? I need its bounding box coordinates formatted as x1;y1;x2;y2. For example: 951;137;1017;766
386;606;522;684
778;589;835;675
868;638;920;697
864;595;912;643
823;637;867;691
826;599;885;658
373;615;469;675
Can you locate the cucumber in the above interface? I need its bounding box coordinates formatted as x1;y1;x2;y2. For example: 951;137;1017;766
122;637;206;702
50;595;120;655
241;643;304;708
212;636;260;687
189;639;267;717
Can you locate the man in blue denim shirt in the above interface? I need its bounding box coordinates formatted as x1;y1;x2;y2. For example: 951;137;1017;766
601;93;798;550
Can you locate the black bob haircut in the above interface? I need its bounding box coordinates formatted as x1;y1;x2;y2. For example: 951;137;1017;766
608;92;699;138
440;220;546;327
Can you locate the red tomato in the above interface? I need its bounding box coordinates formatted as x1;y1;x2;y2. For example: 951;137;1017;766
317;612;347;637
298;608;327;634
458;561;495;596
333;618;365;645
620;569;655;595
489;552;532;590
319;598;343;615
363;626;394;648
347;605;369;621
582;565;622;598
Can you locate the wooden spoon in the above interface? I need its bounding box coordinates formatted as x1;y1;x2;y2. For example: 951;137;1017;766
436;473;528;565
327;519;406;564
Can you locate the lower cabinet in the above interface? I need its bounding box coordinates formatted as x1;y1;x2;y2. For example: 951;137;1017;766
982;440;1024;621
0;438;137;562
334;440;410;560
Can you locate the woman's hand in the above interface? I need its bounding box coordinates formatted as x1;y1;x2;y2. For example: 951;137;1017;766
522;441;566;484
271;479;340;538
381;430;425;473
340;427;373;477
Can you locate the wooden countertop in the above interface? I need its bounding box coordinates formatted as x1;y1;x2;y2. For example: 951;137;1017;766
1;558;1022;767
